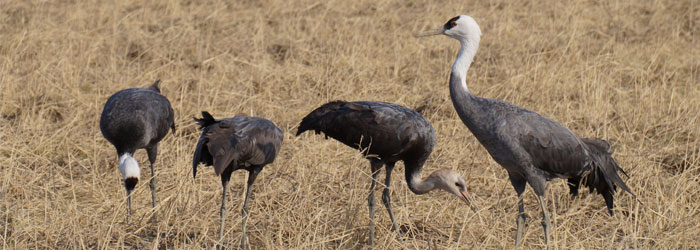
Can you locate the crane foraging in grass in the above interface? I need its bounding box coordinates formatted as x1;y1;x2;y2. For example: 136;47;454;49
192;111;283;250
99;80;175;221
417;15;635;249
296;100;474;246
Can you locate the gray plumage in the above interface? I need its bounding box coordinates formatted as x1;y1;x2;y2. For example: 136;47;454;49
452;93;634;206
99;79;175;220
297;100;472;246
192;111;283;250
419;15;635;249
297;101;436;175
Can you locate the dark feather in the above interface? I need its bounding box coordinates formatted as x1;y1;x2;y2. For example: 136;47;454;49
456;94;633;214
582;138;635;214
296;101;435;164
147;79;161;93
100;81;175;155
192;113;283;177
297;101;437;194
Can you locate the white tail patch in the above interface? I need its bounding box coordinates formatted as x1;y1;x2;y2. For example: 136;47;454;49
118;153;140;180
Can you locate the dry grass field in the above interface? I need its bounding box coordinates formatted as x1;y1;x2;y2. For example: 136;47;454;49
1;0;699;249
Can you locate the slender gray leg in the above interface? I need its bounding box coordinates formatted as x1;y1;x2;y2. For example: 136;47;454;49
149;163;157;208
146;146;158;208
367;160;382;248
241;168;261;250
515;195;525;249
381;162;401;239
149;164;157;208
126;189;133;223
218;179;230;250
509;175;527;249
536;195;551;250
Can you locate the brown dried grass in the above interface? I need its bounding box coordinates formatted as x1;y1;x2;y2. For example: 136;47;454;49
1;0;699;249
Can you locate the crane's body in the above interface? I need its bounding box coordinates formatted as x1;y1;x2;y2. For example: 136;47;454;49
298;101;435;174
99;80;175;220
418;15;634;249
297;100;472;246
193;112;283;250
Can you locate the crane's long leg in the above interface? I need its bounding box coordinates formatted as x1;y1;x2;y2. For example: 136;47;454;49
218;180;229;249
146;146;158;208
381;162;401;239
516;195;525;248
536;195;551;250
241;167;261;250
126;189;133;223
149;163;157;208
367;160;382;247
509;175;527;249
218;171;232;250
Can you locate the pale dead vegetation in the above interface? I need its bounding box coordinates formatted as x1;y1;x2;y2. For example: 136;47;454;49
0;0;699;249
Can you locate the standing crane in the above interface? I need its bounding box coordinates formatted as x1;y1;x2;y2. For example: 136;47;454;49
417;15;635;249
99;80;175;221
192;111;283;250
296;100;473;246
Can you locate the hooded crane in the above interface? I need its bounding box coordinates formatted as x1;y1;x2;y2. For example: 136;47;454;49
296;100;474;246
418;15;635;249
99;80;175;220
192;112;283;250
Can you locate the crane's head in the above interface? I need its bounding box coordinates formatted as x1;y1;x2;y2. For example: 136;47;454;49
416;15;482;42
118;153;140;194
429;168;475;208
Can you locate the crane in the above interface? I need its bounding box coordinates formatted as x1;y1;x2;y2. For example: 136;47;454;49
99;80;175;221
418;15;635;249
193;111;283;250
296;100;473;246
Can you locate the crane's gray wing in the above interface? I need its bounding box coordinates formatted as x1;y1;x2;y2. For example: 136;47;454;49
499;112;591;178
192;135;210;178
144;80;176;134
195;119;240;176
298;101;423;156
147;79;161;93
194;116;283;177
231;116;284;166
580;137;634;195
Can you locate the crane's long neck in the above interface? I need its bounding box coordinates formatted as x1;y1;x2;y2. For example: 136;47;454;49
449;39;485;131
405;160;438;195
118;153;140;181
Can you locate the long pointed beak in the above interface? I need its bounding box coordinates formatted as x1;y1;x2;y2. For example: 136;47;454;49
460;189;478;212
415;27;444;38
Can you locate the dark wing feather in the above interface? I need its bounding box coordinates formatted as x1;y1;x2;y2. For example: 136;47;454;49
499;112;635;214
193;114;283;176
147;79;161;93
297;100;347;136
297;101;433;159
581;138;634;195
192;111;217;178
192;114;238;176
229;116;284;166
100;86;174;152
206;119;240;175
500;112;591;179
192;136;209;178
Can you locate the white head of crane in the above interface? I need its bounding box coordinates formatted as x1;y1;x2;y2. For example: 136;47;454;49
119;153;140;193
417;15;482;92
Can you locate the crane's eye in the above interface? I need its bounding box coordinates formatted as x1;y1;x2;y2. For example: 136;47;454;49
455;182;462;187
450;21;457;27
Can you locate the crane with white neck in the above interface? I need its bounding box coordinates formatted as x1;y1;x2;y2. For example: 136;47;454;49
100;80;175;221
418;15;635;249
